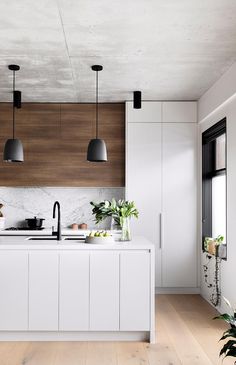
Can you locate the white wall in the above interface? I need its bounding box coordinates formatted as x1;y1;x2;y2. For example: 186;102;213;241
198;61;236;312
198;61;236;122
0;187;124;230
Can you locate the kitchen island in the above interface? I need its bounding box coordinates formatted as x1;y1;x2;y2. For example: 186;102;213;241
0;235;155;343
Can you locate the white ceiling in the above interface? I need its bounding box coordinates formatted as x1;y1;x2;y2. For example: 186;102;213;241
0;0;236;102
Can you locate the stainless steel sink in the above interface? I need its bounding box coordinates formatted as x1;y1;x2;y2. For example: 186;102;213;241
63;237;85;241
26;236;86;241
27;237;58;240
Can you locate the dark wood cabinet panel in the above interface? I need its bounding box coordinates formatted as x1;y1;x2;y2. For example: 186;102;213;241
0;103;125;187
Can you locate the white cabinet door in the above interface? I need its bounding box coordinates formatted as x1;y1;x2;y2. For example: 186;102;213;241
120;251;150;330
162;123;197;287
126;101;162;123
29;251;58;330
162;102;197;123
0;251;28;330
59;251;89;331
126;123;162;286
90;252;119;330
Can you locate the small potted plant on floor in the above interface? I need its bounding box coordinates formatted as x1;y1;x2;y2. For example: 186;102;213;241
214;297;236;362
90;198;139;241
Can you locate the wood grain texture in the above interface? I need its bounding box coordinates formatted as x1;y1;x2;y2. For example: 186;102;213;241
0;103;125;187
0;295;232;365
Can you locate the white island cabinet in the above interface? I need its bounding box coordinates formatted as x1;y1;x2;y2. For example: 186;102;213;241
0;236;155;343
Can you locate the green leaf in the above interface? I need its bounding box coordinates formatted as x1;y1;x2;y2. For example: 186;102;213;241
214;314;233;323
224;347;236;358
220;328;236;340
90;198;139;225
220;340;236;356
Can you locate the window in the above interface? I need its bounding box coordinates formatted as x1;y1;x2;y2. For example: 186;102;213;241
202;118;226;249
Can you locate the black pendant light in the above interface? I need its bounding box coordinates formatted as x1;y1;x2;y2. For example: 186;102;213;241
133;90;142;109
3;65;24;163
87;65;107;162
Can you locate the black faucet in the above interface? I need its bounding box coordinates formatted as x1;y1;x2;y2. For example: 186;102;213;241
52;201;62;241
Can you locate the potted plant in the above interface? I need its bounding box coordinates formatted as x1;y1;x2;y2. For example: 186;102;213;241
214;297;236;362
204;235;224;255
90;198;139;241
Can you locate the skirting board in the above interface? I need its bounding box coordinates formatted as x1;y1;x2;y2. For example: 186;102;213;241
0;331;151;342
156;287;200;294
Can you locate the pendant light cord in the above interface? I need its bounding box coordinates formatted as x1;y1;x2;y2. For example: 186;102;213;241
12;70;15;139
96;70;98;139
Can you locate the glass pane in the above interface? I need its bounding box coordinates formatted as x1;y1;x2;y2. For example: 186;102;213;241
212;174;226;242
216;133;226;170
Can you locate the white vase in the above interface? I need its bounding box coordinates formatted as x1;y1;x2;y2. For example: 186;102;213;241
0;217;5;230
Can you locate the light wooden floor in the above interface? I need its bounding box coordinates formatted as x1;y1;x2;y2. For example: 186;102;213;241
0;295;232;365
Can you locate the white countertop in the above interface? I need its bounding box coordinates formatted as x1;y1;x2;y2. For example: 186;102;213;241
0;235;154;251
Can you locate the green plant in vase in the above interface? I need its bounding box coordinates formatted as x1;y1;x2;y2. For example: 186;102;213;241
90;198;139;241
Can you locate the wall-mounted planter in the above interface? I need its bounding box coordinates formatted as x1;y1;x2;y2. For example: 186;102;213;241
217;244;227;260
204;243;227;260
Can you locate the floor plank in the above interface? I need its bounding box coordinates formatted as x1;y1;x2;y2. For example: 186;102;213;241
54;342;87;365
157;296;213;365
116;342;148;365
86;342;117;365
145;317;182;365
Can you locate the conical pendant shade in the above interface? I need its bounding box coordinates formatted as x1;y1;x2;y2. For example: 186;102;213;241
4;139;24;162
87;138;107;162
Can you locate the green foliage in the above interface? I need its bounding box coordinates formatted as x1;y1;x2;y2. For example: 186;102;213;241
214;298;236;361
90;198;139;226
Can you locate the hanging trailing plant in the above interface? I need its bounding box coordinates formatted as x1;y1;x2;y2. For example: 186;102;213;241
203;235;224;307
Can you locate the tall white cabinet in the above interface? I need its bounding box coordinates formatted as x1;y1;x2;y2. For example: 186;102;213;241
126;101;197;290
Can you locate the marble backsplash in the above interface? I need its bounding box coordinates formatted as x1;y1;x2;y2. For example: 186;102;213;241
0;187;124;229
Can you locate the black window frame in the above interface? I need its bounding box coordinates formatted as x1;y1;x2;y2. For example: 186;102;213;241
202;118;226;250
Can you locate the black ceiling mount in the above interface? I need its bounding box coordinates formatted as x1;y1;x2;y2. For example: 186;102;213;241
8;64;20;71
133;90;142;109
91;65;103;72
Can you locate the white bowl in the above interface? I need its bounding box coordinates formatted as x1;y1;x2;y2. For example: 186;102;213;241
85;236;115;244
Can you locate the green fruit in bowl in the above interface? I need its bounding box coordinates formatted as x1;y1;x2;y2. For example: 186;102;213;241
88;230;112;239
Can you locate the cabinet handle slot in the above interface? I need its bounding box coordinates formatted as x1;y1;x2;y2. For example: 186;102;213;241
160;213;164;249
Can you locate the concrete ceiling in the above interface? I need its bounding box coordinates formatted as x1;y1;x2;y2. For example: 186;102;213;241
0;0;236;102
